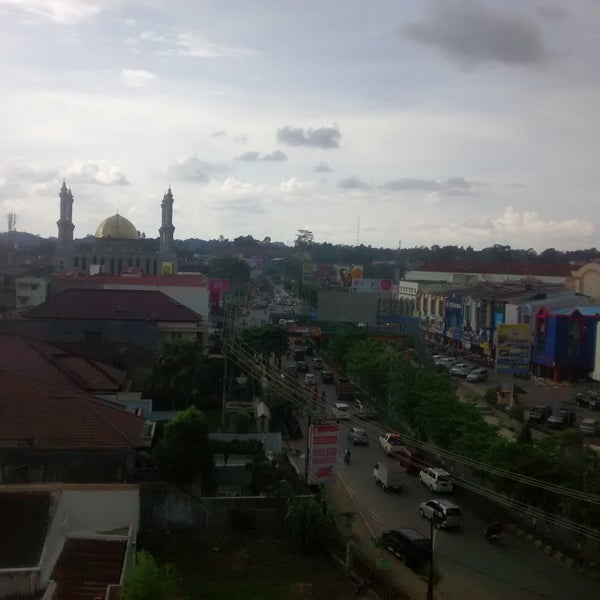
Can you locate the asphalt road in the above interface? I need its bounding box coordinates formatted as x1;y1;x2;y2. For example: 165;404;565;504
335;423;598;600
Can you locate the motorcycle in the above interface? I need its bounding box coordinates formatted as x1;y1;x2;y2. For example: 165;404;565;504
485;522;502;544
344;449;351;465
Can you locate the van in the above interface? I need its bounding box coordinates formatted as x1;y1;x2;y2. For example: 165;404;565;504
332;402;351;420
380;528;431;568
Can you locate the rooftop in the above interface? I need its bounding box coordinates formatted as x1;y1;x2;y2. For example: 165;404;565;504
26;288;202;322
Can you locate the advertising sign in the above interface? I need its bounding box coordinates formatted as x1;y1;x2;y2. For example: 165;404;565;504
351;278;394;294
302;262;315;286
496;324;531;375
209;278;230;293
307;421;340;485
335;265;352;287
350;265;364;279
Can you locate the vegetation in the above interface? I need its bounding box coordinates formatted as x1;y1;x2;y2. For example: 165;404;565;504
124;550;178;600
156;406;214;490
146;340;220;410
240;324;289;359
284;495;335;554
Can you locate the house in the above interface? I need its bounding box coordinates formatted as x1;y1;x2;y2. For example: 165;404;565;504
0;484;138;598
0;372;154;483
15;275;50;308
0;287;208;353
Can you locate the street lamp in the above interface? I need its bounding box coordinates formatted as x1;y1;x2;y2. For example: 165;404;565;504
427;508;443;600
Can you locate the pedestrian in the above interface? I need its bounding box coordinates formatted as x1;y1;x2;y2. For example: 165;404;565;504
223;450;229;466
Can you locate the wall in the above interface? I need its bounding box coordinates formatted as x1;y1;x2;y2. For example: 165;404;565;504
140;483;285;535
317;291;379;323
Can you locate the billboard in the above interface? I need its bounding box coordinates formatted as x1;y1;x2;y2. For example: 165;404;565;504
351;278;393;294
496;324;531;375
307;421;340;485
302;262;315;286
335;265;352;287
350;265;364;279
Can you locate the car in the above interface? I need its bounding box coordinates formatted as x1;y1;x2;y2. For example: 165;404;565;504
296;360;309;373
466;368;489;383
395;445;423;475
347;427;369;445
418;468;454;492
528;405;552;423
321;370;334;384
419;499;463;529
575;392;600;410
332;402;351;419
579;418;600;436
353;398;377;419
547;408;576;429
450;363;474;377
437;357;458;369
380;528;431;568
304;373;316;386
312;357;324;369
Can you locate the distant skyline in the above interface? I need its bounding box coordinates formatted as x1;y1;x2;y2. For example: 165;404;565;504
0;1;599;251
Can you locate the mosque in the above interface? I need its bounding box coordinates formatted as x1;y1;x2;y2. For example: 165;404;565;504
53;182;178;275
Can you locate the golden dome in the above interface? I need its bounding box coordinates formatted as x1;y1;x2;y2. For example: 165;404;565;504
95;214;139;240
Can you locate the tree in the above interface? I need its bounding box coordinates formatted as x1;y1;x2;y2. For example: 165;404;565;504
156;406;214;489
124;550;177;600
147;340;216;410
284;496;334;554
209;256;251;292
240;325;289;359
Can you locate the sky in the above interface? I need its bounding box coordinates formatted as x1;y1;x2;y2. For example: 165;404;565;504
0;0;599;251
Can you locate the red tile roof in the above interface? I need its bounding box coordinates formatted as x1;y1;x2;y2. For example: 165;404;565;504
53;272;206;287
415;261;576;277
51;538;126;600
0;373;147;449
26;288;202;321
0;334;126;393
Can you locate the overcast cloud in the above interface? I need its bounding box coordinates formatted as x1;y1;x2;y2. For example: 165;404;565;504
0;0;599;250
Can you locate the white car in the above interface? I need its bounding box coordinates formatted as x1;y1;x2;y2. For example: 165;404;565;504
304;373;316;386
418;468;454;492
333;402;351;419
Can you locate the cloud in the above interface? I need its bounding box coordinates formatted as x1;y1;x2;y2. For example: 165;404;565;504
493;206;593;236
403;1;548;68
280;177;314;194
119;69;157;88
380;177;483;194
212;130;226;137
0;158;57;183
1;0;106;24
64;159;129;186
139;30;168;43
261;150;287;162
338;176;372;191
166;154;227;182
176;32;258;58
277;124;341;148
236;151;260;162
235;150;287;162
314;162;331;173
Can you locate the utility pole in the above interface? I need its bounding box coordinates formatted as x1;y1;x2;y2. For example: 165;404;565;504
427;509;442;600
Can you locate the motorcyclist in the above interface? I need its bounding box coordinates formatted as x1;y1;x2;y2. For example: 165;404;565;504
344;448;351;464
486;520;502;539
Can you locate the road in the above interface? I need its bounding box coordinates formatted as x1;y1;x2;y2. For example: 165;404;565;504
335;424;598;600
242;305;599;598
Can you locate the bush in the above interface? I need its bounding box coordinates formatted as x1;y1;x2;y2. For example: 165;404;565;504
124;550;177;600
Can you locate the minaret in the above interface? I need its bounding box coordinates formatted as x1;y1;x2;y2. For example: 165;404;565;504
159;187;175;255
56;180;74;248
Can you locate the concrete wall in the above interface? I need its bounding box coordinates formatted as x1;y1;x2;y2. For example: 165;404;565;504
140;483;285;535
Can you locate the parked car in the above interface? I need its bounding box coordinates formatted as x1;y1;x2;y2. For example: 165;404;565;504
579;418;600;436
466;368;489;383
419;499;463;529
547;408;576;429
347;427;369;445
576;392;600;411
450;363;474;377
312;357;324;369
380;528;431;568
418;468;454;492
528;405;552;424
321;370;334;383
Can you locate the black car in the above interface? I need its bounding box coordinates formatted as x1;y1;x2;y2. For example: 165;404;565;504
380;528;431;568
528;405;552;423
576;392;600;411
296;360;309;373
547;408;576;429
321;370;334;384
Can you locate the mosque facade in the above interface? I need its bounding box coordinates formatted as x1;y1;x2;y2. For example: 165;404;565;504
53;182;178;275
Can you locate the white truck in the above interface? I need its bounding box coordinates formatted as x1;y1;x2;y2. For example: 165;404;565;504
373;462;403;492
379;432;403;455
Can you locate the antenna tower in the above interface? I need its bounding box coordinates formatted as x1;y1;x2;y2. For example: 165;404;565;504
7;212;17;232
